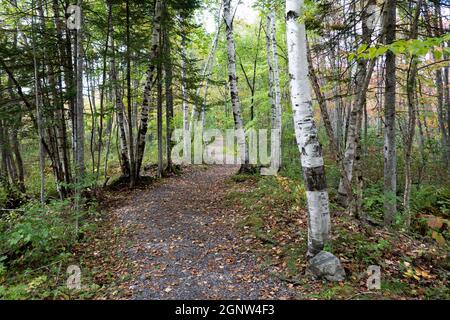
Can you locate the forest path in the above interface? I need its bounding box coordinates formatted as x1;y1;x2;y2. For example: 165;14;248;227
109;165;298;299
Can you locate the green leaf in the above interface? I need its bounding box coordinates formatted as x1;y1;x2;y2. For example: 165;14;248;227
389;42;405;55
357;44;368;55
433;49;443;61
375;46;388;56
368;46;378;58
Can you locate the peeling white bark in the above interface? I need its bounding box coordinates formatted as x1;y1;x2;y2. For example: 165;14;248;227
135;0;162;175
223;0;248;168
270;9;282;151
306;191;331;250
286;0;330;255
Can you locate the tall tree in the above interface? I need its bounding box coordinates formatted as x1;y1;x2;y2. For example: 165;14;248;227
285;0;331;256
223;0;251;173
383;0;397;225
126;0;136;186
135;0;162;178
75;0;85;178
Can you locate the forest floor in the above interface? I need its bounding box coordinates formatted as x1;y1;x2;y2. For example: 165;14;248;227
72;165;449;300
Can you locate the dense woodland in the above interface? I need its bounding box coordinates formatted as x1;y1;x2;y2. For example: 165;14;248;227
0;0;449;300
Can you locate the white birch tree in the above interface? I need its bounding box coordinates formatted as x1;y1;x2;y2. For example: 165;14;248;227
285;0;331;256
223;0;251;172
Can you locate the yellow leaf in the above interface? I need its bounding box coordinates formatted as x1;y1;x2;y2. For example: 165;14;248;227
431;231;446;246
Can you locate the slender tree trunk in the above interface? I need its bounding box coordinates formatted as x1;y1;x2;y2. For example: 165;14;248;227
266;14;276;130
74;0;85;178
52;0;72;187
31;0;45;204
223;0;250;172
157;41;163;178
6;78;25;192
86;62;96;175
434;2;450;171
109;16;131;177
126;0;136;186
181;29;190;164
286;0;331;256
403;0;422;228
269;6;282;167
10;130;25;192
337;0;375;209
135;0;162;177
163;7;174;173
96;3;112;181
0;121;9;186
307;44;353;206
383;0;397;225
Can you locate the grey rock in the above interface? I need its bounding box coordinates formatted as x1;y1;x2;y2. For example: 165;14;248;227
307;251;346;282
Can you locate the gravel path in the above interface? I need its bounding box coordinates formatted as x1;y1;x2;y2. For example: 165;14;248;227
110;165;298;299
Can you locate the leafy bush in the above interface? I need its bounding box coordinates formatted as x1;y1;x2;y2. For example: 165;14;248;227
0;195;97;299
0;199;79;267
411;185;450;217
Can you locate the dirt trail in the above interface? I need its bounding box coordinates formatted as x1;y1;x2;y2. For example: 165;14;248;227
109;165;298;299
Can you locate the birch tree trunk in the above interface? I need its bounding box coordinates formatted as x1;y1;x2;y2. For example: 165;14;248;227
135;0;162;177
223;0;250;172
266;14;276;130
286;0;331;256
269;7;282;167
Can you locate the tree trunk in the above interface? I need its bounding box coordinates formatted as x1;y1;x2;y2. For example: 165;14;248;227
383;0;397;225
266;14;276;131
163;7;174;173
31;2;45;204
135;0;162;177
126;0;136;186
337;0;376;210
269;7;282;167
180;28;191;165
286;0;331;256
223;0;250;172
109;13;131;177
434;2;450;171
403;0;422;228
157;42;164;178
